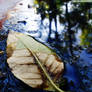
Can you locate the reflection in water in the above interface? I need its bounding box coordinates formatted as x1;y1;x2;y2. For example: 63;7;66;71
0;0;92;92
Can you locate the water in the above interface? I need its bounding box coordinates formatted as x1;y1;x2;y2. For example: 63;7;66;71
0;1;92;92
1;20;92;92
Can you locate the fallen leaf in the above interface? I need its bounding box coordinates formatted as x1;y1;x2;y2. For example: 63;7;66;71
7;31;64;92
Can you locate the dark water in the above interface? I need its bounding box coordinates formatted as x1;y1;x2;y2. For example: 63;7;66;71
0;1;92;92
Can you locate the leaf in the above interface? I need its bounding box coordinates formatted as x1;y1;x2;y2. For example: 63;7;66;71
7;31;64;92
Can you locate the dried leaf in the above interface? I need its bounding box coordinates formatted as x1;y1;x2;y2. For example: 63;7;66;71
7;31;64;92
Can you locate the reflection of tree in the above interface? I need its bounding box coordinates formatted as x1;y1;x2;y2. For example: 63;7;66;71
78;3;92;47
34;0;92;56
35;0;63;41
64;2;92;56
